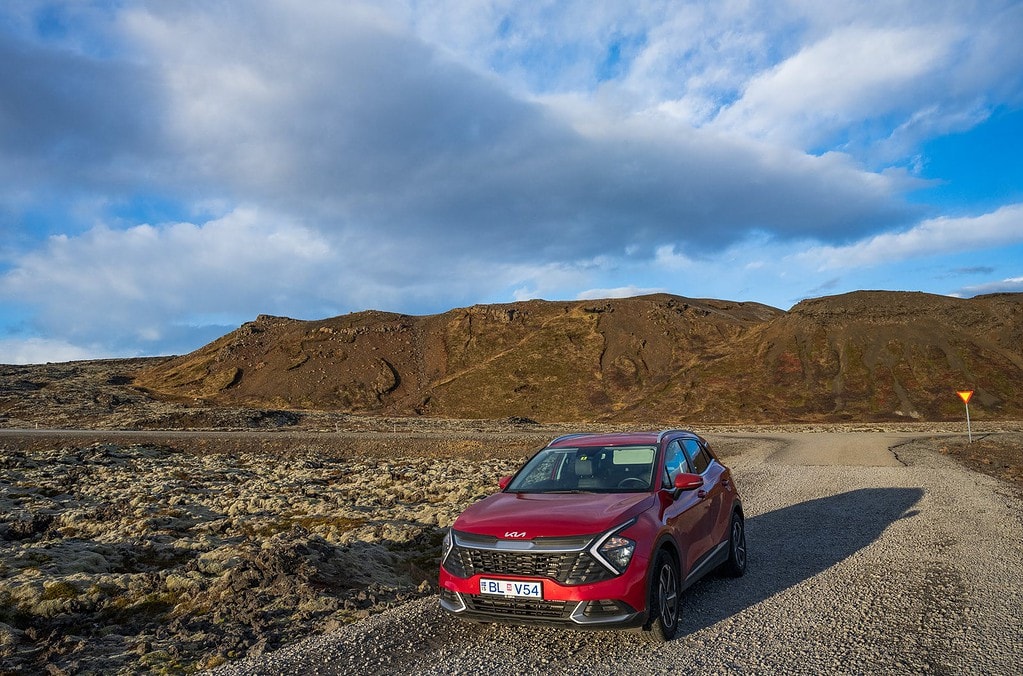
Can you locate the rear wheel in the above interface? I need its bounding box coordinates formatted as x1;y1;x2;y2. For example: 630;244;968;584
644;549;680;642
722;511;747;577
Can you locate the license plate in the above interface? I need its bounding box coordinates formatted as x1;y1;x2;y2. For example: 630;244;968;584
479;578;543;598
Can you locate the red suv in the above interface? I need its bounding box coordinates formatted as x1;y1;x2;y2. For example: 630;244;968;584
438;430;746;641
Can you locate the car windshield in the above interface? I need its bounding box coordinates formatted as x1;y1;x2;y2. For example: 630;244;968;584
505;445;657;493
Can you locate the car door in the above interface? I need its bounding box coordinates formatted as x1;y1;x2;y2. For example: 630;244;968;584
682;438;727;563
661;440;714;579
699;439;735;546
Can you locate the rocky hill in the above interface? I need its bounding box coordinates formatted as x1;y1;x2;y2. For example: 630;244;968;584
133;291;1023;423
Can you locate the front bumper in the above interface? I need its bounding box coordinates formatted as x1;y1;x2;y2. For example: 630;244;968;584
437;544;646;625
437;527;652;629
438;584;646;628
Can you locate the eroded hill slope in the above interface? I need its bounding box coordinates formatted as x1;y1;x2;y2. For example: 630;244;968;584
134;292;1023;422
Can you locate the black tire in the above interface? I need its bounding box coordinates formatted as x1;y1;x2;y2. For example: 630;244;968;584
644;549;680;642
722;511;747;577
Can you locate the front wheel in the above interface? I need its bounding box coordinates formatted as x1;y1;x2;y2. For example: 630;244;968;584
721;511;747;577
644;550;680;642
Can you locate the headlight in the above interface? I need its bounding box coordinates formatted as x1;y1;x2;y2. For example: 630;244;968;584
594;527;636;574
441;528;453;562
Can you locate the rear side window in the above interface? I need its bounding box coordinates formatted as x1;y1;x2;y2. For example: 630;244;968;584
682;438;711;474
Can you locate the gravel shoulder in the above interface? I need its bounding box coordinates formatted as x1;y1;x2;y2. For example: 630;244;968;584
216;431;1023;675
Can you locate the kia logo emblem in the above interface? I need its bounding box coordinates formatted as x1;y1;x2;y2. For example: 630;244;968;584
504;531;527;538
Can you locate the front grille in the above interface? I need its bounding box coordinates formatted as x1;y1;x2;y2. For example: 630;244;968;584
444;543;613;585
463;595;572;620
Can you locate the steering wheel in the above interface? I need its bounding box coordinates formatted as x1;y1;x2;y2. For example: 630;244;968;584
617;477;647;489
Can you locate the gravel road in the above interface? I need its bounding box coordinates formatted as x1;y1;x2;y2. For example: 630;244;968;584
216;432;1023;675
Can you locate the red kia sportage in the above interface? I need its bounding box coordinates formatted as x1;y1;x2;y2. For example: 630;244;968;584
438;430;746;641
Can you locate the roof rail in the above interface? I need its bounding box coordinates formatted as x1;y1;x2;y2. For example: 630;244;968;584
547;433;590;445
656;429;683;443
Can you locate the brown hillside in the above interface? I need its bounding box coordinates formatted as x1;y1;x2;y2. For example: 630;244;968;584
134;291;1023;423
699;291;1023;422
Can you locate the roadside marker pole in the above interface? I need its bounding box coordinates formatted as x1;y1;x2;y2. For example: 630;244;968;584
956;390;974;443
965;401;972;443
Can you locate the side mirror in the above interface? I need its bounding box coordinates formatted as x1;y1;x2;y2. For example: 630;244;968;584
673;472;704;495
498;475;512;490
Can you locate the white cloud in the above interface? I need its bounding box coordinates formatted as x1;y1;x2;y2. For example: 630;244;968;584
0;207;336;348
653;244;696;270
796;203;1023;270
955;276;1023;297
577;286;664;300
103;2;919;263
0;337;110;365
714;25;955;149
505;258;612;304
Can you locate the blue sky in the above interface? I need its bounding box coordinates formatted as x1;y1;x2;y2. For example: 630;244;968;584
2;1;1022;364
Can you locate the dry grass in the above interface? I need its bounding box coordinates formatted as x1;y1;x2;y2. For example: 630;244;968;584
936;432;1023;490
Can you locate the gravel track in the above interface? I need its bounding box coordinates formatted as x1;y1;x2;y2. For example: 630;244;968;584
216;433;1023;675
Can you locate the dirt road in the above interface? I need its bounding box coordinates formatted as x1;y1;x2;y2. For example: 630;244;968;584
218;432;1023;674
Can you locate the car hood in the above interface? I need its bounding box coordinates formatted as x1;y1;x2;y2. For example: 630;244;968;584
452;491;655;539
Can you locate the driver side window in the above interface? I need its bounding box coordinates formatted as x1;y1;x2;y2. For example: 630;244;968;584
662;440;691;486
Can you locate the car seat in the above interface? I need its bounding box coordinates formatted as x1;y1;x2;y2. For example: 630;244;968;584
574;458;603;489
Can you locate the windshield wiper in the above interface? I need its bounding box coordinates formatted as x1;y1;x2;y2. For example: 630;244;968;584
510;489;592;494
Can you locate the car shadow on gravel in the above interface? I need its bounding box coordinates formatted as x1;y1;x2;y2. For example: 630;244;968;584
681;487;924;635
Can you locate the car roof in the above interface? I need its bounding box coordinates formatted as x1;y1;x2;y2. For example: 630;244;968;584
546;430;696;448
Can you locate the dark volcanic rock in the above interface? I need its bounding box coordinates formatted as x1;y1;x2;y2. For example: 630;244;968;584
0;441;520;674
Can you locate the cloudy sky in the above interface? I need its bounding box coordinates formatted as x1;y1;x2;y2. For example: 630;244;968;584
2;1;1022;364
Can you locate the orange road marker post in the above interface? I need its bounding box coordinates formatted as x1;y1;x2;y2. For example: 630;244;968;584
957;390;974;443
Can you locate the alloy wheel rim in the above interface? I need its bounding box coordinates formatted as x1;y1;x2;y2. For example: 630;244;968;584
658;563;678;627
733;520;746;568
